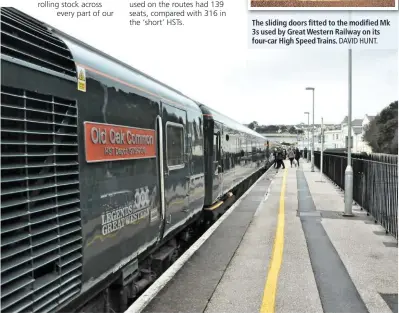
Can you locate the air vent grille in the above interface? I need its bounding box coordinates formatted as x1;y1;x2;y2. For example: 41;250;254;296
1;85;82;313
0;7;76;77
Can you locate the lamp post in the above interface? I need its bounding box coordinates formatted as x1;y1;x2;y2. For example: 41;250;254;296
305;87;315;172
320;117;324;182
344;49;354;216
304;112;310;162
343;11;354;217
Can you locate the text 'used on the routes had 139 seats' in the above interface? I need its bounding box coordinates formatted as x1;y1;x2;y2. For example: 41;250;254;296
129;0;227;26
250;17;397;49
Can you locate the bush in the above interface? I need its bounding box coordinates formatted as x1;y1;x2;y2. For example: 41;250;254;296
364;101;398;154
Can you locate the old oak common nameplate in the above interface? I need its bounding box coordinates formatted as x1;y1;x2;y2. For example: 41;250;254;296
84;122;156;163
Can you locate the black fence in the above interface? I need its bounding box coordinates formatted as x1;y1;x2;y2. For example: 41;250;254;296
314;151;398;239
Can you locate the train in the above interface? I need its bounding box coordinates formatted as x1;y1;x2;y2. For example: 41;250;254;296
0;7;275;313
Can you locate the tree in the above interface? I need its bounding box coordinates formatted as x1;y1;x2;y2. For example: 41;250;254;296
264;125;279;133
256;125;267;133
248;121;258;130
288;126;296;134
363;121;380;151
280;125;288;133
392;130;398;154
364;100;398;154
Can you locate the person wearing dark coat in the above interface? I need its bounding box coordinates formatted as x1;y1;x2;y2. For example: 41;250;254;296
295;147;301;166
273;149;278;168
288;149;295;167
276;149;285;171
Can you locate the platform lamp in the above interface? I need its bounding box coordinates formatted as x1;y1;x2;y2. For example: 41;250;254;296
304;112;310;163
344;41;354;216
305;87;315;172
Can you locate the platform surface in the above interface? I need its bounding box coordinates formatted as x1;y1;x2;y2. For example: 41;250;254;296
142;160;398;313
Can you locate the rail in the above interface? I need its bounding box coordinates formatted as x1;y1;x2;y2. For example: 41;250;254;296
314;151;398;239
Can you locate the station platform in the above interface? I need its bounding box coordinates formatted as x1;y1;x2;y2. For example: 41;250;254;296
130;160;398;313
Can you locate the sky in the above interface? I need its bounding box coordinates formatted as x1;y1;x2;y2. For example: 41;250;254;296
6;2;399;126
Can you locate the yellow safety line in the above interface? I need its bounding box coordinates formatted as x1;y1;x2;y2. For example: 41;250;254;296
259;168;287;313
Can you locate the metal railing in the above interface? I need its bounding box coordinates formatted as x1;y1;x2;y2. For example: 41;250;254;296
314;151;398;239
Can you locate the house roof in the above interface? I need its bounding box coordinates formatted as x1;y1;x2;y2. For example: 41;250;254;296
366;115;376;121
341;116;348;124
352;119;363;126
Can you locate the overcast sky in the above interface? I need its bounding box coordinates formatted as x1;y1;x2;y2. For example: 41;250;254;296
8;2;399;126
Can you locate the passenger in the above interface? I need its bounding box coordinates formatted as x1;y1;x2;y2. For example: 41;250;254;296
288;148;295;168
295;147;301;166
273;148;278;168
276;149;285;171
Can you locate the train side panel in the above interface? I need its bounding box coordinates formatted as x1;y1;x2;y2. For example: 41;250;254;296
229;133;264;193
218;124;237;196
77;67;162;289
59;36;206;298
41;38;162;296
160;102;204;239
186;110;205;218
199;104;269;206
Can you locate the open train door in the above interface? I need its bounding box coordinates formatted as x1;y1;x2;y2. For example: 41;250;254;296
160;102;190;239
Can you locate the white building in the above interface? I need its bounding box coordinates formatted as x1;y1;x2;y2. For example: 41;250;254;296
258;114;376;153
322;129;343;149
299;114;376;153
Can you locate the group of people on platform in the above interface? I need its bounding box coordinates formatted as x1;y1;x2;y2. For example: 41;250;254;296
272;147;302;171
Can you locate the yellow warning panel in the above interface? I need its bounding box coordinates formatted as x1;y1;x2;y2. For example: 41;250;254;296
76;65;86;92
78;81;86;92
78;69;85;81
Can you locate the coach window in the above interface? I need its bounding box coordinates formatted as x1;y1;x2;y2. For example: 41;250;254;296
166;122;185;169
